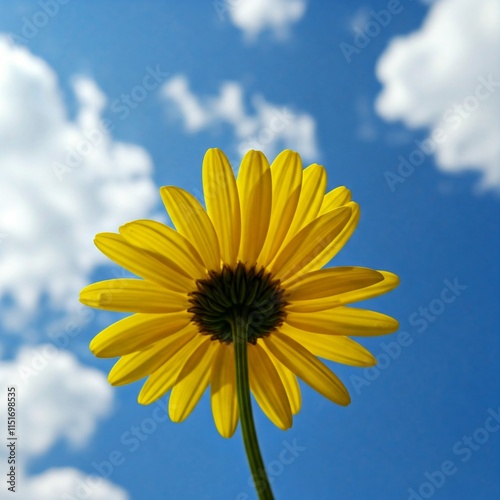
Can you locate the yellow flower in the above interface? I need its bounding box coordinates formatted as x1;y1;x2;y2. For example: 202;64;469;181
80;148;399;438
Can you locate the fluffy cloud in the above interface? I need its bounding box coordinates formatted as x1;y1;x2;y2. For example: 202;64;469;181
0;346;113;457
216;0;307;41
0;37;158;326
375;0;500;189
20;468;129;500
162;75;319;162
0;347;127;499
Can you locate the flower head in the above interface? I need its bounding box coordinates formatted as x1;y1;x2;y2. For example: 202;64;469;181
80;148;399;438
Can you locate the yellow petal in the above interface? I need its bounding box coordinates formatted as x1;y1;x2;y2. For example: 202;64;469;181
269;206;352;282
211;343;238;438
90;311;192;358
237;150;272;265
261;342;301;415
94;233;195;293
285;307;399;336
160;186;220;271
137;333;207;405
248;342;292;430
282;201;360;284
203;149;241;265
281;323;376;367
319;186;352;214
80;279;189;313
257;150;302;266
169;339;219;422
119;220;206;280
108;324;198;386
264;331;350;406
281;164;327;247
287;269;399;312
286;266;383;299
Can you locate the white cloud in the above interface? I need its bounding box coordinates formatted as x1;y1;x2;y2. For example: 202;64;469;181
20;468;129;500
162;75;319;162
0;37;158;326
218;0;307;41
0;346;113;457
0;347;128;499
375;0;500;190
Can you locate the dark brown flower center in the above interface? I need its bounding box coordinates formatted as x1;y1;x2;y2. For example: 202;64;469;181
188;262;287;343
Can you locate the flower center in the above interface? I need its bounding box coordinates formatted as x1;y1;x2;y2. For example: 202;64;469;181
188;262;287;344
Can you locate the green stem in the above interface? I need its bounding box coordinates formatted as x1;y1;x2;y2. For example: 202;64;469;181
232;319;274;500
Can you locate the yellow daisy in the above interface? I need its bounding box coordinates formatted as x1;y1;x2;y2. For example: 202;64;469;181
81;148;399;439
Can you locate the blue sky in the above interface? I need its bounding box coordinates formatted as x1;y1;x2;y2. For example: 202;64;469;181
0;1;499;499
